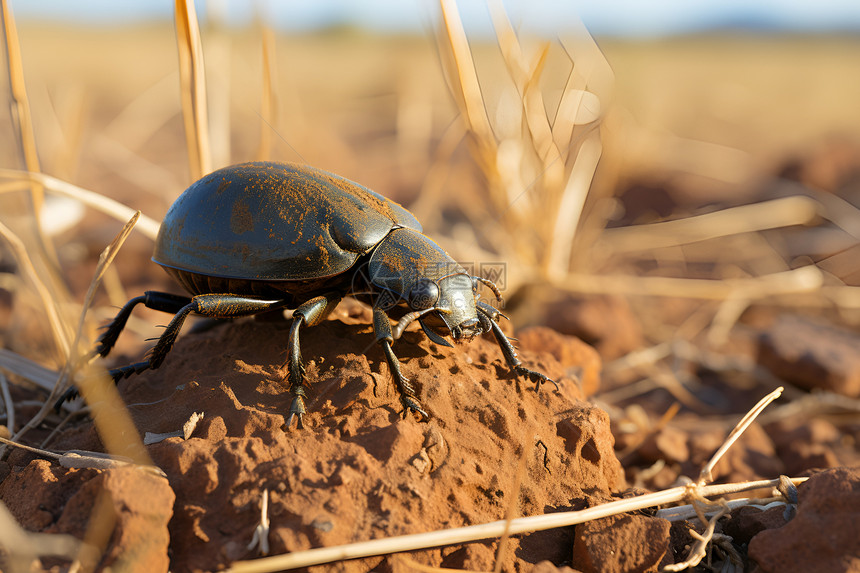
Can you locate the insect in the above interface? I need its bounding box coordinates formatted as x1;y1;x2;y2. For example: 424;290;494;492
69;162;554;428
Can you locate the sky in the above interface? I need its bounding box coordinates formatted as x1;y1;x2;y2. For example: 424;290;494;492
14;0;860;38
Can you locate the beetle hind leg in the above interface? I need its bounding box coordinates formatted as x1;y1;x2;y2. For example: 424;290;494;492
59;293;289;411
56;297;197;410
95;291;192;360
283;293;342;429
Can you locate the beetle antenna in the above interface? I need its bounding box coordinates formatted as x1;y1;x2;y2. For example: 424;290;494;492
392;308;435;340
473;276;503;304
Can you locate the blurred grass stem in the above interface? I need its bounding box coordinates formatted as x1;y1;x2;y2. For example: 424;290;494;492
175;0;211;180
229;477;805;572
0;170;159;240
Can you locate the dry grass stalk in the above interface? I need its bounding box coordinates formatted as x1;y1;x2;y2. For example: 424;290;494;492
0;436;162;475
0;170;160;240
0;0;74;340
699;386;784;485
663;506;729;572
438;0;608;277
0;500;83;571
758;391;860;425
0;370;12;433
0;220;72;359
227;476;805;573
175;0;212;180
256;26;277;162
0;348;58;393
437;0;497;163
51;212;140;402
560;265;823;300
0;0;43;209
247;489;271;556
230;386;794;571
596;195;820;254
657;497;788;523
7;212;150;481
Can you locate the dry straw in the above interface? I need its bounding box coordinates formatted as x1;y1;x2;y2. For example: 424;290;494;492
228;387;800;572
256;26;277;162
1;0;43;207
437;0;609;279
175;0;212;180
0;0;73;355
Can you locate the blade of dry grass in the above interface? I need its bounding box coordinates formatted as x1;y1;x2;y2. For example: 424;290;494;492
8;213;152;473
546;131;602;279
0;500;83;571
0;437;164;478
227;476;805;573
560;265;823;300
439;0;610;278
246;489;270;556
0;170;160;240
256;26;276;162
0;0;74;337
657;497;788;523
596;195;820;254
0;348;58;393
1;0;42;209
230;385;794;571
0;220;72;358
51;212;140;401
438;0;498;176
175;0;211;180
0;371;12;433
698;386;784;485
488;0;601;277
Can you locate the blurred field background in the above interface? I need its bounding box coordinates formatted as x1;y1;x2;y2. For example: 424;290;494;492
0;1;859;569
3;7;860;360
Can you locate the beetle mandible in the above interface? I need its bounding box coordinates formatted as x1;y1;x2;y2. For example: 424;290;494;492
69;162;554;428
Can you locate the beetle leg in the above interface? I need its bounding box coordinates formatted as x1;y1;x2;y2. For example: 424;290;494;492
284;292;343;429
58;294;288;410
373;307;429;421
476;301;558;392
56;298;197;410
95;291;192;360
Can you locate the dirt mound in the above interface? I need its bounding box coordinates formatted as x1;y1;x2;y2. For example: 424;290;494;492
5;306;622;572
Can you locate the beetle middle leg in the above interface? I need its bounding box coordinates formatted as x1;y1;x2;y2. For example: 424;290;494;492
284;292;342;429
476;301;558;392
373;307;429;421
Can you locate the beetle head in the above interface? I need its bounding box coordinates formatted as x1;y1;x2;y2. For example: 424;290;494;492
367;228;485;341
415;273;482;340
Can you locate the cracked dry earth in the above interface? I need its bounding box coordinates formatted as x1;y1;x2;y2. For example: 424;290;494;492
2;304;625;572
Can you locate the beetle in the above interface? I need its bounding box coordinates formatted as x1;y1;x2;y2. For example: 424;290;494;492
69;162;553;428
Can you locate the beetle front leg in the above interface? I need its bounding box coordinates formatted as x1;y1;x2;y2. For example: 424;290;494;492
373;308;429;421
284;292;342;429
476;301;558;392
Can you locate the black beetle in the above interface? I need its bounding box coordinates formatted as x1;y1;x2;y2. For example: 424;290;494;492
71;162;553;428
